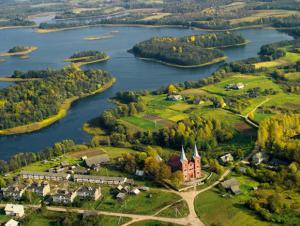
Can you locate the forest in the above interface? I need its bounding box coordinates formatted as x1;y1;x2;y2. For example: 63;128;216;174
0;65;114;130
130;32;245;67
258;114;300;162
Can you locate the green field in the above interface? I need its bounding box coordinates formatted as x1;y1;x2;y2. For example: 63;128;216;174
82;187;184;215
157;200;189;218
194;188;274;226
129;220;183;226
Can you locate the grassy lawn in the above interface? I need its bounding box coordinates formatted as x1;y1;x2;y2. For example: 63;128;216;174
157;200;189;218
0;214;12;224
84;187;182;215
129;220;183;226
255;51;300;69
194;188;274;226
121;115;162;130
23;211;131;226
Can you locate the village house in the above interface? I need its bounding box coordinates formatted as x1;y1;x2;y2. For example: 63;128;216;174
167;94;183;101
116;192;126;201
84;154;110;170
5;219;19;226
130;188;140;195
4;204;24;218
73;175;128;185
76;186;101;201
221;178;241;195
168;144;201;182
139;186;150;192
226;82;245;90
219;153;234;164
27;181;50;197
21;171;71;181
1;184;27;201
51;189;77;204
252;152;268;165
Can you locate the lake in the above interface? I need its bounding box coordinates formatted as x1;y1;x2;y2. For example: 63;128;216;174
0;25;292;159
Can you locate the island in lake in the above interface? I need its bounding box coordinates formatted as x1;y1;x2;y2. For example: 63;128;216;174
64;50;110;66
84;35;114;41
0;65;115;135
130;32;247;68
0;45;38;57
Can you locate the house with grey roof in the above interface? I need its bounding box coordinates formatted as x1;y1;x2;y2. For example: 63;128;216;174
21;171;70;181
76;186;101;201
27;181;50;197
73;175;128;185
219;153;234;164
84;154;110;170
1;184;27;201
221;178;241;195
51;189;77;204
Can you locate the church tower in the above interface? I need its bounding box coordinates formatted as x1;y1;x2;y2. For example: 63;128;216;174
193;144;202;179
180;146;189;181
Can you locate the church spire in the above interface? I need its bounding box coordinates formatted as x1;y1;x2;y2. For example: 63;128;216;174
180;145;188;162
193;144;200;158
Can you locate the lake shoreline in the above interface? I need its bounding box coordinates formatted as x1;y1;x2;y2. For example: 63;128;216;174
0;77;116;136
136;56;227;68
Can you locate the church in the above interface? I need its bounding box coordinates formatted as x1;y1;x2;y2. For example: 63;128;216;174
168;144;202;182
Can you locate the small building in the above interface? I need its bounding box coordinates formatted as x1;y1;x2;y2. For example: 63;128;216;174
21;171;70;181
135;170;144;177
116;192;126;201
51;189;77;204
5;204;24;218
84;154;110;170
139;186;150;192
116;185;123;192
28;181;50;197
252;152;268;165
167;94;183;101
2;184;27;201
130;188;140;195
73;175;128;185
221;178;240;195
5;219;19;226
122;186;130;193
219;153;234;164
76;186;101;201
234;83;245;90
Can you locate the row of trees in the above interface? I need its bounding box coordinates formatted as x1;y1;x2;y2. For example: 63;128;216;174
0;139;80;174
0;65;114;129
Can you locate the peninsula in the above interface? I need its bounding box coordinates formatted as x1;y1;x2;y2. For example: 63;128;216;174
0;65;115;135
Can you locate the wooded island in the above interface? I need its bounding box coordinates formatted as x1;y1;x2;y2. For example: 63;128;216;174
130;32;247;68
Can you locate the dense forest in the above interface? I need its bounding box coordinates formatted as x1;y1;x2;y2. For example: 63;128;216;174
130;33;245;67
258;114;300;162
0;65;114;130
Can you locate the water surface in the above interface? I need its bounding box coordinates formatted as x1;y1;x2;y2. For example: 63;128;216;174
0;26;292;159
